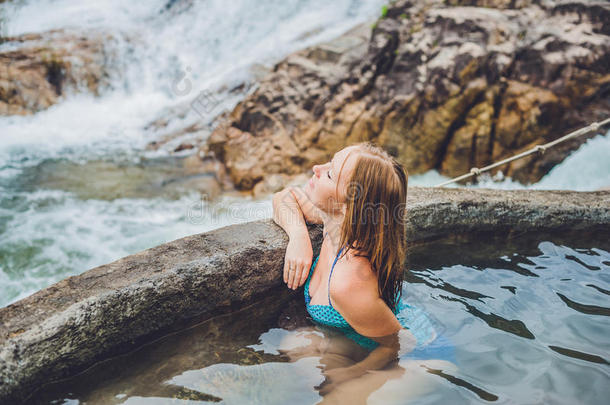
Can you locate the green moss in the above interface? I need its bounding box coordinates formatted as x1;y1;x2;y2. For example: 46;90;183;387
400;13;407;19
381;5;388;18
371;22;377;30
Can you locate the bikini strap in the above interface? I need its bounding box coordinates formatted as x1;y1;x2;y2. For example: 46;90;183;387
328;245;344;307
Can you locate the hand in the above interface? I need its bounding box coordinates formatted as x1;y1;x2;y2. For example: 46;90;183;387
315;366;365;396
283;232;313;290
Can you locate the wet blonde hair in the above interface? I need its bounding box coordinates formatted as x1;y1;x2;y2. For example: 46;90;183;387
334;141;409;313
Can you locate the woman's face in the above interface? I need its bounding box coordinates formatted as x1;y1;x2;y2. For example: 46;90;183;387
305;146;359;215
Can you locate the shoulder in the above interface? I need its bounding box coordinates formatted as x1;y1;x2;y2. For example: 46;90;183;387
331;252;376;294
330;252;401;338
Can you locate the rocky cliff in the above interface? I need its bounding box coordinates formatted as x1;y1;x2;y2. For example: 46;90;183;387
199;0;610;192
2;0;608;198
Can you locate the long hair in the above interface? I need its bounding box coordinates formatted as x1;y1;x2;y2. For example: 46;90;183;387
335;141;409;313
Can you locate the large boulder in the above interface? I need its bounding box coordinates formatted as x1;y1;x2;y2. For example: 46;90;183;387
200;0;610;190
0;30;109;115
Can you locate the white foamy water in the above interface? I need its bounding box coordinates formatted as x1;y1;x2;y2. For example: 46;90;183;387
0;91;169;166
0;0;386;307
1;0;387;163
0;189;273;305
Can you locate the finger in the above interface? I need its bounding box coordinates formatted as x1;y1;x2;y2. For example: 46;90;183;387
291;187;315;212
314;380;327;391
296;260;304;288
293;259;301;289
299;258;308;288
289;187;304;205
283;258;290;284
297;259;311;287
286;260;295;288
297;258;306;289
288;260;297;289
318;382;333;396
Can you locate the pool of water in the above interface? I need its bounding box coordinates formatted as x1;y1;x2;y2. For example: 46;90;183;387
29;230;610;404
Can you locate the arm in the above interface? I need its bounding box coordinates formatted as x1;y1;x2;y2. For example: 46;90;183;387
272;187;309;239
315;277;416;394
288;186;326;225
272;187;314;289
317;327;415;394
331;264;416;375
341;317;410;377
347;330;416;375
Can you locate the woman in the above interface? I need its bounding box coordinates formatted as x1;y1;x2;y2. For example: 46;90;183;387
272;142;457;402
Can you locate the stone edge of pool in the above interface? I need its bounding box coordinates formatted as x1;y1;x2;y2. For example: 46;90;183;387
1;186;609;402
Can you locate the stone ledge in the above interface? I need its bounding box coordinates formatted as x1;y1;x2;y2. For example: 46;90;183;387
1;186;609;402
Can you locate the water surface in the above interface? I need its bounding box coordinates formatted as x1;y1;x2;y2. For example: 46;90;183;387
29;230;610;404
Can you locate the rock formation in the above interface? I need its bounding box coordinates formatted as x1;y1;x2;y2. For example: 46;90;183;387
199;0;610;191
0;29;109;115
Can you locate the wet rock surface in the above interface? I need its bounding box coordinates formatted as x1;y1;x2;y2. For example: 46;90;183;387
14;154;233;201
200;0;610;190
4;1;608;199
0;186;608;402
0;29;111;115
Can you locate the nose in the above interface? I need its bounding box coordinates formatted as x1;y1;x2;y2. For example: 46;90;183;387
312;161;331;178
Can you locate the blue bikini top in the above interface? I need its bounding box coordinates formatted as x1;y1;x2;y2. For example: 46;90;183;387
303;233;437;351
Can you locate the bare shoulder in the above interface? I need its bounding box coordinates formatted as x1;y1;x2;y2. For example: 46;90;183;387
331;251;377;296
330;250;402;337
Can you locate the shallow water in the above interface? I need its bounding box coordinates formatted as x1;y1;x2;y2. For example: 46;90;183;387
29;231;610;405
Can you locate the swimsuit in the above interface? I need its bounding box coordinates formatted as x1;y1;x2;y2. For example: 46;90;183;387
304;241;457;364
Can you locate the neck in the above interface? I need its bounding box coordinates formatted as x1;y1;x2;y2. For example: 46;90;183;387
323;212;344;253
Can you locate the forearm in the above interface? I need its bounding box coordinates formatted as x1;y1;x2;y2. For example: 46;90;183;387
347;345;399;376
272;189;309;239
347;329;417;376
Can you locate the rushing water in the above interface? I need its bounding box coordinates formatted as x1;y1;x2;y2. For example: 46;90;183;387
1;0;609;309
0;0;387;307
27;231;610;404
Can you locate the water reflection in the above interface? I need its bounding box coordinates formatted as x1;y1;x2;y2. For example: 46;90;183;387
31;230;610;404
